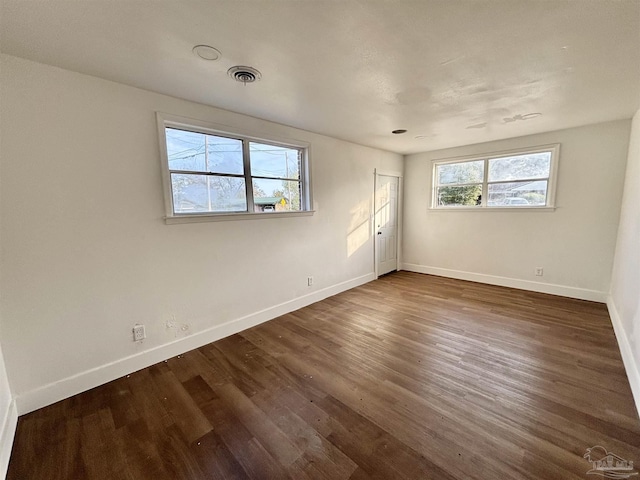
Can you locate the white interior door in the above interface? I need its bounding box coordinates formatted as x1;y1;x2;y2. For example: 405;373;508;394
375;174;399;276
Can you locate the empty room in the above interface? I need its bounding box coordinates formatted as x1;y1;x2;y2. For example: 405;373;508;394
1;0;639;479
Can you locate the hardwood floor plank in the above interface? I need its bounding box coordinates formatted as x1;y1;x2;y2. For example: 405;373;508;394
214;382;304;467
114;419;173;480
190;430;251;480
80;410;132;480
149;367;213;444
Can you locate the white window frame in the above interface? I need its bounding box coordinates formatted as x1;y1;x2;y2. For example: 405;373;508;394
430;144;560;211
157;113;313;224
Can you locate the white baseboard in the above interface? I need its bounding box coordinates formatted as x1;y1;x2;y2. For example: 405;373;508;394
607;298;640;419
0;400;17;480
16;273;375;415
401;264;608;302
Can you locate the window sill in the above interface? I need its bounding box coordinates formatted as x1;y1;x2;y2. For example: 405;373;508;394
165;210;315;224
428;206;556;212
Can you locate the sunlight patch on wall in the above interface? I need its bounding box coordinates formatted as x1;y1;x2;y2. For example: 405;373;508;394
347;198;372;257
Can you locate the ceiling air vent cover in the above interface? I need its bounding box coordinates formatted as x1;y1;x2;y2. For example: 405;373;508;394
228;66;262;85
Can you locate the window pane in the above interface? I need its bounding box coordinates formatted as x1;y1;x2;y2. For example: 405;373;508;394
437;160;484;185
170;173;247;213
487;180;548;206
253;178;301;212
436;185;482;207
250;142;300;180
166;128;243;175
488;152;551;182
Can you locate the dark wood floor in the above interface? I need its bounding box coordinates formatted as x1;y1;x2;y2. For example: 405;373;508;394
7;272;640;479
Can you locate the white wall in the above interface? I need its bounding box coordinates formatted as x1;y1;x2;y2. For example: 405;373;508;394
403;120;631;301
0;65;16;476
0;348;11;421
0;340;15;479
0;54;402;413
609;109;640;413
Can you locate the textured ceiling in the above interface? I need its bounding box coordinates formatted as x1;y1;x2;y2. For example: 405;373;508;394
1;0;639;154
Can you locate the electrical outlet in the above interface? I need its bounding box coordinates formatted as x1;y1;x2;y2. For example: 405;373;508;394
307;276;314;286
535;267;544;277
133;324;146;341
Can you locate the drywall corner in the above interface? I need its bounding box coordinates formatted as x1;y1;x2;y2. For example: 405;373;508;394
608;108;640;420
607;298;640;419
0;399;17;480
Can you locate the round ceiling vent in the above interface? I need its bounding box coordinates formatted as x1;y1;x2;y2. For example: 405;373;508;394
228;66;262;84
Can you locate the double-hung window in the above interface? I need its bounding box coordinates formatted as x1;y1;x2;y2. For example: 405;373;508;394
432;144;559;209
157;114;311;222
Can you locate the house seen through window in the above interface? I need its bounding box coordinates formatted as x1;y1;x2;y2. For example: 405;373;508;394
159;118;309;219
433;145;559;209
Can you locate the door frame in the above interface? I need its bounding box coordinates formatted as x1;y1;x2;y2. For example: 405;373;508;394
373;168;403;279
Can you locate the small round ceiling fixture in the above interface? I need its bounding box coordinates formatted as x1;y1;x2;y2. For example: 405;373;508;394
228;66;262;85
192;45;221;61
392;129;407;134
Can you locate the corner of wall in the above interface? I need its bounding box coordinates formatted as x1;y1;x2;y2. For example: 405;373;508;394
0;399;18;480
607;107;640;420
606;297;640;418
